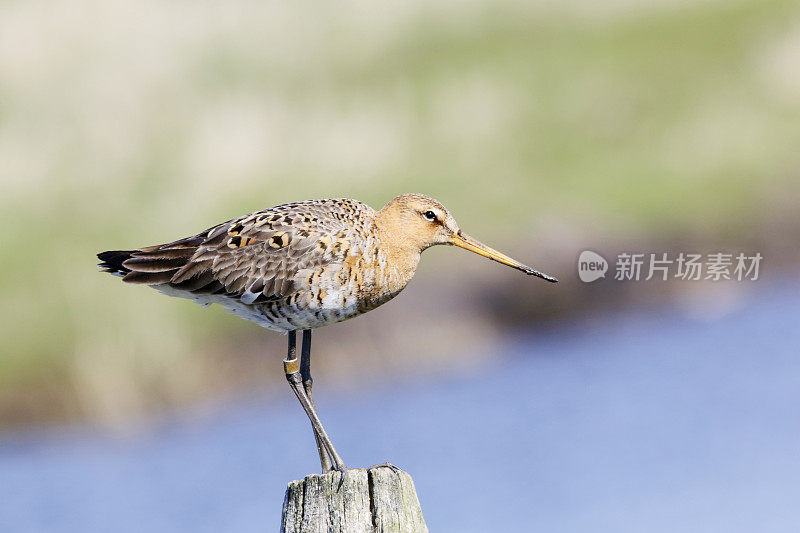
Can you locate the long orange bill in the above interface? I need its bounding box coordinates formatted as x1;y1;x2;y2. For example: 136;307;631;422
450;231;558;282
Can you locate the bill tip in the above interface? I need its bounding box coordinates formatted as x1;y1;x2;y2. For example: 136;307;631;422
525;268;558;282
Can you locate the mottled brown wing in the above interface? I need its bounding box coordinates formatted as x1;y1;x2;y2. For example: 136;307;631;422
108;199;368;304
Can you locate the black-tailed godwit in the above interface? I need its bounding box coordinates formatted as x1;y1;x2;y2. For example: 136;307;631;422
98;193;557;471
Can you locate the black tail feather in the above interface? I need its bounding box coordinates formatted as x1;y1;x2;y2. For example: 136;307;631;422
97;250;134;275
98;244;196;285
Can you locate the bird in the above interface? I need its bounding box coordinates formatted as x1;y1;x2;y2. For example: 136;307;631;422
98;193;557;472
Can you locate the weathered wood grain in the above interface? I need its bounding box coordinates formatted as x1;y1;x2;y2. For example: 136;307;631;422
280;466;428;533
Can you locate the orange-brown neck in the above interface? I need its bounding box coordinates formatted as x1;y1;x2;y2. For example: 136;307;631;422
370;207;423;300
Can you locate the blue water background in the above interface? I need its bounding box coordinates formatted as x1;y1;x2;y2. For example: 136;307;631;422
1;282;798;532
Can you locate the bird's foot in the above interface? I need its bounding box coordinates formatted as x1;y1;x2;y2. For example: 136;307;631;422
369;462;402;473
328;461;348;473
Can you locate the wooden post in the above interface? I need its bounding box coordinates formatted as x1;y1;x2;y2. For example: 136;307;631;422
281;465;428;533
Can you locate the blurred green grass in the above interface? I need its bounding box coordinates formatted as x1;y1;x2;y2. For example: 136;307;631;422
1;0;799;427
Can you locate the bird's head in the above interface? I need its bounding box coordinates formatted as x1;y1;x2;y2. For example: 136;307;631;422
376;193;557;282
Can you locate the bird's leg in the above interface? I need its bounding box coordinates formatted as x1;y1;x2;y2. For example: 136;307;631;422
300;330;333;473
284;331;347;472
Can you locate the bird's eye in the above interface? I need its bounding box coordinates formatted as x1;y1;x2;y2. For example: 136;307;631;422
422;210;437;222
